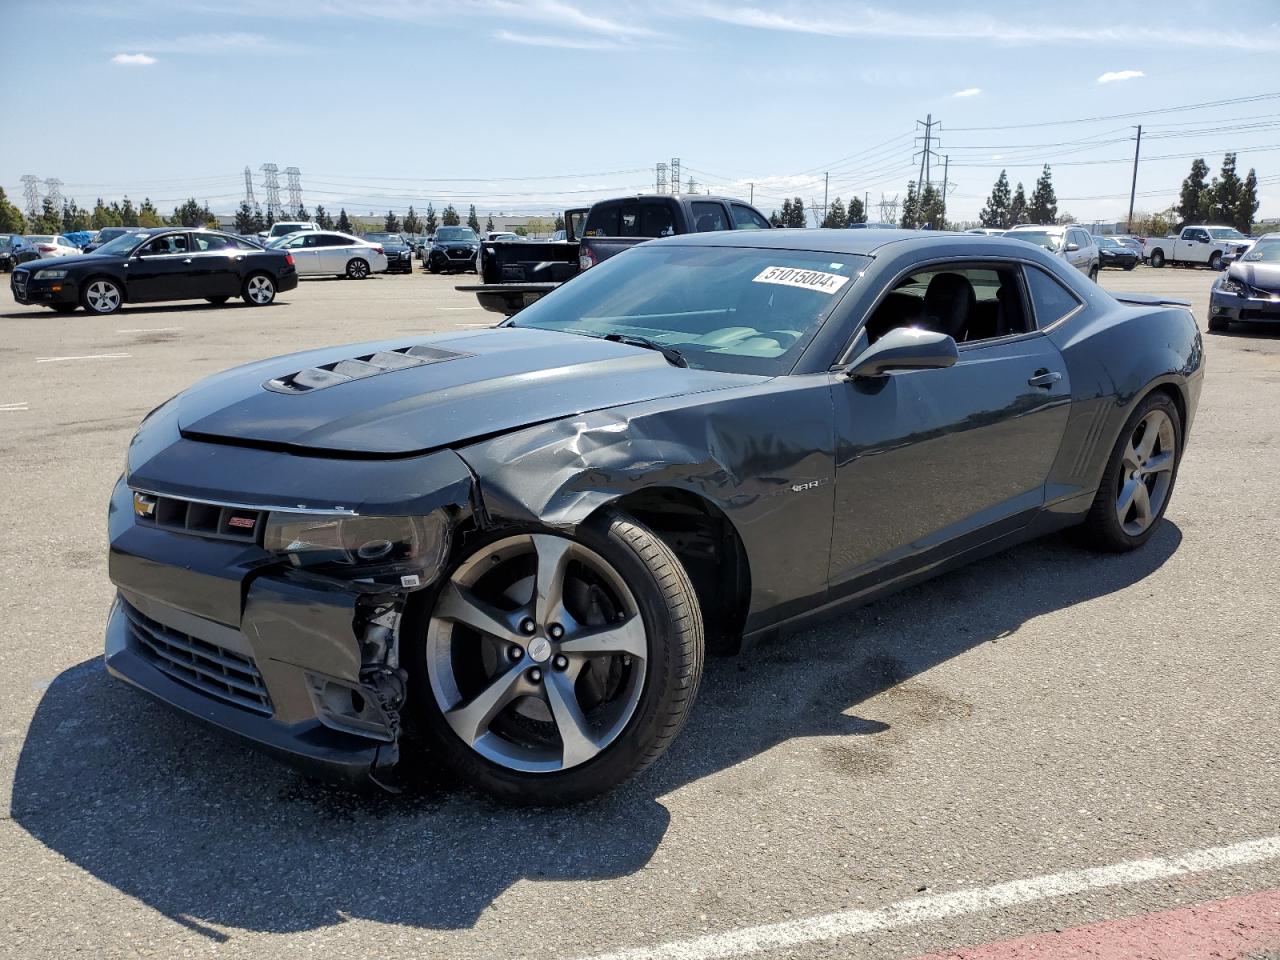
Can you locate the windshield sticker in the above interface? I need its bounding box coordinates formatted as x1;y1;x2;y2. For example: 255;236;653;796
752;265;851;295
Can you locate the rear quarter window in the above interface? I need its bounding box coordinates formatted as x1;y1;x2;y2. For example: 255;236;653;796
584;205;621;237
1024;266;1081;327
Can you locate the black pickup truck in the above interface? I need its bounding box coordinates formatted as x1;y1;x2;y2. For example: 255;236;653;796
459;194;772;316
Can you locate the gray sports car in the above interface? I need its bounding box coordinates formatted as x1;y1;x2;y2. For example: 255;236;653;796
106;229;1203;802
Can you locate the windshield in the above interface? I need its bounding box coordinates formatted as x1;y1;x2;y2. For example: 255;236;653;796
1006;229;1062;253
26;236;55;244
269;223;309;236
94;232;151;256
1096;237;1120;249
436;227;477;242
509;245;868;375
1242;239;1279;262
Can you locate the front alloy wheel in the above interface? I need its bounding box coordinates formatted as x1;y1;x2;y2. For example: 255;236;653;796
82;279;122;315
416;515;703;803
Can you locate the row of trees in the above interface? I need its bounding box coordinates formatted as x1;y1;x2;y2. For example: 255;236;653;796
0;189;211;234
1177;153;1258;233
978;166;1060;229
768;195;869;228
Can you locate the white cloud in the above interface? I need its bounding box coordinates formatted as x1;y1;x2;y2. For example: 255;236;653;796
682;3;1280;51
494;29;617;49
1097;69;1145;84
952;87;981;97
111;53;156;65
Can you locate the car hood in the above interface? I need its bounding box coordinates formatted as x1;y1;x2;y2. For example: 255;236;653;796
1229;260;1280;293
175;327;763;456
15;253;106;270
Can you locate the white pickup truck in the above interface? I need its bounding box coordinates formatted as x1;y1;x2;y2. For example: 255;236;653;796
1142;225;1252;270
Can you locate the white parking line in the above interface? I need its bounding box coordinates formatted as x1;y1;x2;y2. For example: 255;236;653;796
116;326;183;333
0;402;28;412
34;353;131;363
582;835;1280;960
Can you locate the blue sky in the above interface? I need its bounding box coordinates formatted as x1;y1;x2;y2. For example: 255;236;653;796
3;0;1279;225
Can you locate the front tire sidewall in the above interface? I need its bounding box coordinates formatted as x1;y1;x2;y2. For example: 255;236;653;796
80;277;123;315
409;512;704;804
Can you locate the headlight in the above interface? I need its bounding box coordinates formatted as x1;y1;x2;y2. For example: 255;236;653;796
34;268;68;280
1219;276;1246;295
263;510;449;579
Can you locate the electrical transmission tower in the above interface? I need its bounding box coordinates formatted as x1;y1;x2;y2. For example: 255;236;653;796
670;158;681;195
879;193;899;224
44;178;63;210
20;175;41;218
656;162;668;194
913;114;941;190
243;166;257;207
284;166;302;213
686;176;697;195
260;163;282;218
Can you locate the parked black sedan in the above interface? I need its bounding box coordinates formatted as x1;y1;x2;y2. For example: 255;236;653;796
364;232;415;273
106;229;1202;803
11;228;298;315
1095;235;1139;270
426;225;479;273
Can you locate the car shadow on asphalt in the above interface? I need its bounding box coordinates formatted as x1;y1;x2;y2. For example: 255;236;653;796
9;523;1181;938
0;302;288;320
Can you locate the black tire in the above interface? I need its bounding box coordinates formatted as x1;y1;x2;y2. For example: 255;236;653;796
205;296;230;305
1149;249;1165;268
1123;262;1136;271
1088;265;1099;282
51;304;78;314
346;258;370;280
1208;251;1223;271
1208;314;1230;332
427;260;440;274
79;277;123;315
241;272;276;306
1078;391;1182;553
410;511;704;804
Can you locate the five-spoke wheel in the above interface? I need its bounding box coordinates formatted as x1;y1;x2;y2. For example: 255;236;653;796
242;273;275;305
413;515;703;803
81;278;122;315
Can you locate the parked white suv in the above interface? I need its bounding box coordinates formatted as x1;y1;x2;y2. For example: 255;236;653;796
1005;224;1101;280
258;221;319;244
1142;225;1251;270
269;231;388;279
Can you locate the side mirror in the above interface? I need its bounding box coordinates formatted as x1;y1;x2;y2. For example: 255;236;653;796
844;327;959;379
1064;241;1080;252
1221;253;1237;266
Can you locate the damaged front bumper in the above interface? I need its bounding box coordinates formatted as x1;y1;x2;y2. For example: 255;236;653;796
105;425;478;788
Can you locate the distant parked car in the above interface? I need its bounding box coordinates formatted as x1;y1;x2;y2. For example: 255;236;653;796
84;227;147;254
1005;225;1100;280
258;221;319;244
10;228;297;314
269;230;389;279
1112;235;1144;255
362;232;415;273
1094;236;1139;271
484;231;522;242
1;234;29;271
23;234;81;259
848;222;901;229
427;226;480;274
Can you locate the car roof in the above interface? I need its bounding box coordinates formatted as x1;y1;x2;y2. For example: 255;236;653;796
646;227;1001;255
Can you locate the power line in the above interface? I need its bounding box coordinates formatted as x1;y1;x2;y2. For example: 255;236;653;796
948;91;1280;131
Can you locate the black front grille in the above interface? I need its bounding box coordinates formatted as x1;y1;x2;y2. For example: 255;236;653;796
133;492;265;543
124;603;272;715
448;248;473;259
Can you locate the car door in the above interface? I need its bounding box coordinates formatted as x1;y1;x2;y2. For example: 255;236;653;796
188;233;242;297
827;259;1073;596
127;232;197;302
281;233;320;275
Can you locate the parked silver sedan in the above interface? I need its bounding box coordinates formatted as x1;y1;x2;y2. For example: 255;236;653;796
268;231;389;279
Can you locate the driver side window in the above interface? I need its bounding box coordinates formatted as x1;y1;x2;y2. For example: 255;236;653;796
863;264;1032;345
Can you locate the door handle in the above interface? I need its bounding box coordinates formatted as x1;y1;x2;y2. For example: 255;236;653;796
182;258;192;264
1028;369;1062;388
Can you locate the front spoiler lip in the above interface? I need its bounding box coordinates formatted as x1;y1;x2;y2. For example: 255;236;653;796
104;598;397;787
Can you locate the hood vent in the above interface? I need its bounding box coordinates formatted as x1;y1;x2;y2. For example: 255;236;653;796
265;344;472;394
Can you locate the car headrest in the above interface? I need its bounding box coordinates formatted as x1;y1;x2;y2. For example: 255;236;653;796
923;272;975;340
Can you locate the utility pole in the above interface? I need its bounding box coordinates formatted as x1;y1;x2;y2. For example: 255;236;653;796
940;155;949;228
822;172;829;226
1127;125;1142;233
864;191;869;222
749;182;754;205
243;166;257;207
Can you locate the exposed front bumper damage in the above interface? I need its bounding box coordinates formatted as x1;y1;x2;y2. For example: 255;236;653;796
105;424;478;789
1210;286;1280;325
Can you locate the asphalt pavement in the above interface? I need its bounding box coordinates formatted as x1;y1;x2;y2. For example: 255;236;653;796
1;263;1277;960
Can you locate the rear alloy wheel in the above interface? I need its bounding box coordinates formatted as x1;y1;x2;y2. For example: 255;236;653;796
242;273;275;305
1079;392;1181;552
346;258;370;280
1208;251;1223;271
1088;265;1099;282
81;278;122;315
1149;249;1165;268
415;515;703;803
